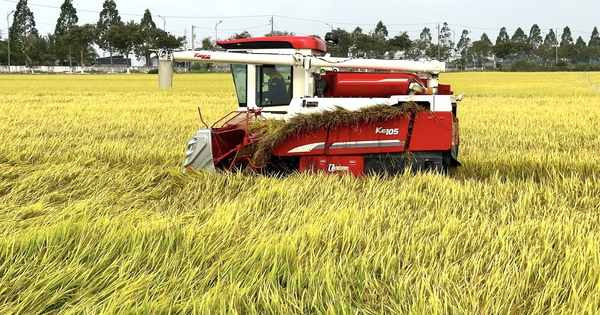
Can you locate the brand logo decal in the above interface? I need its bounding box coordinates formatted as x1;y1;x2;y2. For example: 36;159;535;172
193;53;211;59
327;164;350;172
375;127;399;135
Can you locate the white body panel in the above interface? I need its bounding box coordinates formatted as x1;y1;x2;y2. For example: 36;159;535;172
172;50;446;73
286;95;454;119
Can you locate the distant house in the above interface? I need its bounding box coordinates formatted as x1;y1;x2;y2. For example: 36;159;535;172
96;55;131;66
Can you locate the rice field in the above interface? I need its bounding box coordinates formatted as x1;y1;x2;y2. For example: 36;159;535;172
1;72;599;314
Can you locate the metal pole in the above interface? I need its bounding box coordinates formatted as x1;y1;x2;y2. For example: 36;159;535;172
555;28;559;65
157;15;166;31
191;25;195;50
437;23;440;60
7;10;14;72
215;20;222;41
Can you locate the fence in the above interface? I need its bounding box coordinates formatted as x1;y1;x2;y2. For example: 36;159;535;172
0;65;159;74
0;63;231;74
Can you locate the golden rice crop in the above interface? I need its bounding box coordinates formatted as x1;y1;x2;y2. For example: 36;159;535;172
1;72;599;314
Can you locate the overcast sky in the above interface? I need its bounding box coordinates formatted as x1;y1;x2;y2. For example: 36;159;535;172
2;0;599;47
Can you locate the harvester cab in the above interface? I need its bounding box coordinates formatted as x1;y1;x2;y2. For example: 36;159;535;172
158;34;461;176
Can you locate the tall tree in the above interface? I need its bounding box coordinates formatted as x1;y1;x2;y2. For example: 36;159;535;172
528;24;543;48
574;36;587;64
372;20;388;40
456;29;471;56
455;29;472;69
511;27;527;43
63;23;96;68
510;28;533;59
419;27;432;44
105;20;142;69
480;33;492;45
437;22;454;61
588;27;600;46
560;26;573;47
54;0;78;65
370;21;389;59
471;33;493;69
134;9;157;67
388;32;412;58
496;27;509;45
350;26;372;58
9;0;39;67
96;0;121;64
544;29;557;45
417;27;433;58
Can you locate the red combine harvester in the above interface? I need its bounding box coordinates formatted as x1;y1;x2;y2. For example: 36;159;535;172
157;33;461;176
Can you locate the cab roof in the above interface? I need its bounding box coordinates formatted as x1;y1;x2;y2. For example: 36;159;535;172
216;36;327;52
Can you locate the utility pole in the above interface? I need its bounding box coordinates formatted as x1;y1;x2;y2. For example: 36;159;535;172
183;29;187;50
6;10;14;72
550;28;560;65
269;16;273;34
191;25;197;50
437;23;440;60
157;15;166;30
215;20;222;41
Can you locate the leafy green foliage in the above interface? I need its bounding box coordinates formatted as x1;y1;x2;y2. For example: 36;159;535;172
151;29;185;50
495;27;509;45
560;26;574;47
528;24;543;48
511;27;527;43
264;30;295;37
104;21;142;64
589;27;600;46
229;31;252;40
62;24;96;66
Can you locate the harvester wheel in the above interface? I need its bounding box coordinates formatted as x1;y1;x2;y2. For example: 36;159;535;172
266;156;299;177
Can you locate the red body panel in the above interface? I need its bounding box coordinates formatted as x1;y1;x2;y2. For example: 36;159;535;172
408;112;453;151
270;129;329;156
272;111;455;176
299;155;364;175
438;84;452;95
217;36;327;52
322;72;416;97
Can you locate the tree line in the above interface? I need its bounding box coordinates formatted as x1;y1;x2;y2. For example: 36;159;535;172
2;0;600;70
316;22;600;70
1;0;184;68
